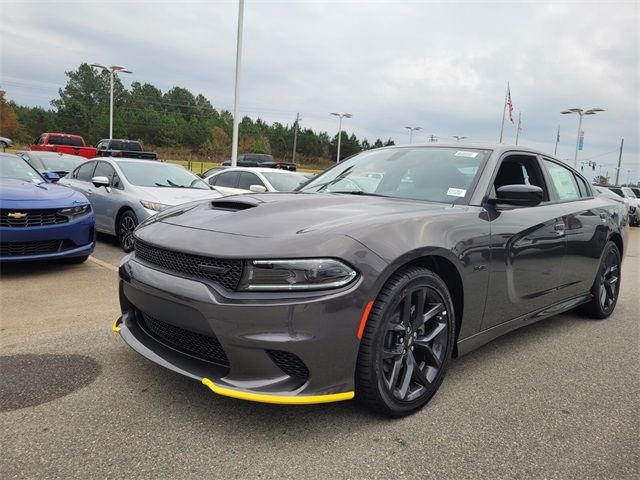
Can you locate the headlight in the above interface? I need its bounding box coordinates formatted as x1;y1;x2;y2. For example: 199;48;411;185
58;204;91;219
239;259;358;291
140;200;171;212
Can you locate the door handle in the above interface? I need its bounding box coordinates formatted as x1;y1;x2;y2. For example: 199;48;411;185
85;188;93;196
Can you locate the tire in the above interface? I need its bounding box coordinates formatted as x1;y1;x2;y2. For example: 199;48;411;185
117;210;138;252
578;241;621;319
356;266;455;417
0;141;7;149
64;255;89;264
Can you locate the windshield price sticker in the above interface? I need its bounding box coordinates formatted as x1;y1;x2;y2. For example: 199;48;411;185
454;151;478;158
446;187;467;197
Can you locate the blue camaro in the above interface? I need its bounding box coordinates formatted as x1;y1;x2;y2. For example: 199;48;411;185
0;153;95;263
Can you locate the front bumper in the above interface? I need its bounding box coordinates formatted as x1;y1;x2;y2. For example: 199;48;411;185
0;214;95;262
115;246;386;404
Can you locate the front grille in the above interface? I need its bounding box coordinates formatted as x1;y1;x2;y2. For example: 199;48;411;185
138;313;230;367
134;240;243;290
0;209;68;227
0;239;74;257
266;350;309;379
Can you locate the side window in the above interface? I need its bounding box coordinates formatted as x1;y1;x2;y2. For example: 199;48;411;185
214;171;239;188
542;159;581;201
112;173;123;190
492;154;549;202
93;161;117;185
237;172;263;190
37;135;45;145
76;162;97;182
574;174;591;198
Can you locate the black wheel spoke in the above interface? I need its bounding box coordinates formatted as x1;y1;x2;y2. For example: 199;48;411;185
409;353;431;387
414;341;442;368
409;289;427;331
421;318;447;343
396;355;414;399
385;357;403;390
401;295;412;327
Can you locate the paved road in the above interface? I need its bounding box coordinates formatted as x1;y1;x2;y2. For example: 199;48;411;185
1;230;638;479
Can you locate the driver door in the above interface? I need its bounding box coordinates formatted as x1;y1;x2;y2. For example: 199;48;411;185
482;153;567;329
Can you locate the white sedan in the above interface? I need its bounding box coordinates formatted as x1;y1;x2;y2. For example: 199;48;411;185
204;167;309;196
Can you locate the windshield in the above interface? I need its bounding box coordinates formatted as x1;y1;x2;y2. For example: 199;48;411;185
263;172;308;192
118;161;210;189
299;147;490;203
0;155;44;183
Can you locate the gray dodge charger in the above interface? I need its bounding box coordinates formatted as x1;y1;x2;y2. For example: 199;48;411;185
114;144;628;416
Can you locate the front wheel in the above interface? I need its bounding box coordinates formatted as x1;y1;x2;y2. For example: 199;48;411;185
578;241;621;319
356;266;455;417
117;210;138;252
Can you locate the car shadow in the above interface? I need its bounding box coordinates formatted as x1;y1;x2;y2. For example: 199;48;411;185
0;259;88;278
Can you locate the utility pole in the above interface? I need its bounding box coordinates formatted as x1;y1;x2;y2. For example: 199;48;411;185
614;138;624;186
231;0;245;167
292;112;300;163
515;112;522;145
554;125;560;155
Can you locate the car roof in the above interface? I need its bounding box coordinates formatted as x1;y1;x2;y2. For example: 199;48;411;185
18;150;84;160
96;157;161;165
211;167;302;174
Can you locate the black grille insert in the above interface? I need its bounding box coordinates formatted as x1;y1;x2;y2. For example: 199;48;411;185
134;240;243;290
266;350;309;379
0;209;68;227
0;239;74;257
138;313;230;367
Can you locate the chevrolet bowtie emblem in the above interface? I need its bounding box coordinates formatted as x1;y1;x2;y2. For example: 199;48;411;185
7;212;27;219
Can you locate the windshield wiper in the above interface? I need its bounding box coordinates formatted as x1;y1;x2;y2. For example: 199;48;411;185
330;191;386;197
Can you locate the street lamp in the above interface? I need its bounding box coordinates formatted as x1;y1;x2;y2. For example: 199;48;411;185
331;112;352;162
90;63;132;140
452;135;467;142
404;126;422;144
560;107;604;167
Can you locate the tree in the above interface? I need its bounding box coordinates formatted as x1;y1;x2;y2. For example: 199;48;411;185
0;91;23;139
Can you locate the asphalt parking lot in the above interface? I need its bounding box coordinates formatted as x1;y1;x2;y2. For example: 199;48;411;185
1;231;638;479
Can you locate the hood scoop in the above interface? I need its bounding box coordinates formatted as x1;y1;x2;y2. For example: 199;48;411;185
210;197;261;212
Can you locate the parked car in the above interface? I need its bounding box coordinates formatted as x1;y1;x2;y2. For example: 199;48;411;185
58;158;222;251
199;165;228;178
0;153;95;263
629;186;640;198
16;151;84;178
593;185;637;226
221;153;297;171
204;167;309;195
606;186;640;226
0;136;13;149
113;144;628;416
31;133;97;159
96;139;157;160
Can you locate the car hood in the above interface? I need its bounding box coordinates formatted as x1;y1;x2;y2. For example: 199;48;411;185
135;186;222;205
153;193;465;238
0;178;84;202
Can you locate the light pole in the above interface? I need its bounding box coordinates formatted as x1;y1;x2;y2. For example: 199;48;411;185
231;0;245;167
560;107;604;167
452;135;467;142
404;126;421;144
331;112;352;162
90;64;132;139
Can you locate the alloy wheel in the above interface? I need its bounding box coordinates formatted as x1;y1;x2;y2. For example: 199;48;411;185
599;249;619;312
119;214;137;251
380;286;449;402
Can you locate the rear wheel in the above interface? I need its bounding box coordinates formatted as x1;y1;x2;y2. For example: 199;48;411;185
356;266;455;417
117;210;138;252
578;241;621;319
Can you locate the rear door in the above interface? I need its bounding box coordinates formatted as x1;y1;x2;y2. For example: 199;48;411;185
540;158;607;299
483;152;567;329
208;171;245;195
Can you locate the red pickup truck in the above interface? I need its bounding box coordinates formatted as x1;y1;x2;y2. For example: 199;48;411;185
31;133;97;159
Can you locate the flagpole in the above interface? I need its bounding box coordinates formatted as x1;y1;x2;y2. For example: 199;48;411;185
515;111;521;145
554;125;560;155
499;82;509;143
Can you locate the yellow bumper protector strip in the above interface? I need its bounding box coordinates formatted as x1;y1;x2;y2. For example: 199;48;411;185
201;378;354;405
112;318;121;333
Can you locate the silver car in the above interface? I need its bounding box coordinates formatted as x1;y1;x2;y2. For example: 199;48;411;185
16;151;85;177
59;158;222;251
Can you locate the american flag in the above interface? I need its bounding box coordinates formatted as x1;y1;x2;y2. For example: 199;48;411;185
507;86;514;124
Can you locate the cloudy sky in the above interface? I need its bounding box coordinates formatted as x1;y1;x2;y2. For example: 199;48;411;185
1;0;638;182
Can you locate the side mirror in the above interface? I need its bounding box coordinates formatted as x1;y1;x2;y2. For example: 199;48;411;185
494;184;543;207
249;184;267;193
42;171;60;183
92;176;110;188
